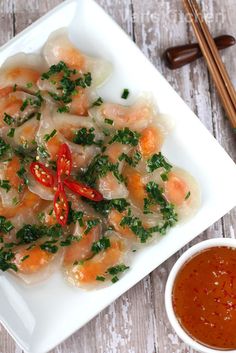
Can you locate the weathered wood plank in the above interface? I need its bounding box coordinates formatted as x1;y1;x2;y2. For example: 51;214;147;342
13;0;62;33
0;0;13;45
0;1;235;353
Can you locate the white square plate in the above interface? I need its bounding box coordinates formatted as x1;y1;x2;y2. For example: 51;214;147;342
0;1;236;352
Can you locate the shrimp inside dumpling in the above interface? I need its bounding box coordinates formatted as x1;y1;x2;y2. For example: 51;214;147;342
12;245;63;284
0;91;41;128
43;28;112;87
163;167;200;220
0;53;46;94
36;107;101;171
89;99;154;132
63;216;102;265
98;143;130;200
64;232;127;288
38;29;111;116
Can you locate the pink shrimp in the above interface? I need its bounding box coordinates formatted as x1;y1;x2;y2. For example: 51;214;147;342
0;190;42;219
0;52;45;93
66;236;124;285
91;101;153;131
63;219;101;265
4;67;40;87
164;172;189;206
0;87;14;98
37;73;89;117
0;91;41;128
108;210;136;239
68;89;89;116
123;166;147;208
14;246;54;274
98;143;130;199
139;125;163;158
0;94;23;127
43;32;86;71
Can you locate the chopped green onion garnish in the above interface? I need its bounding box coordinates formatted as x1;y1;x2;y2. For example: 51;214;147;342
185;191;191;200
7;128;15;138
104;118;113;125
121;88;129;99
44;129;57;142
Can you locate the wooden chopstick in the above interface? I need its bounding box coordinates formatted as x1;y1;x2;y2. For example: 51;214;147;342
182;0;236;129
190;0;236;110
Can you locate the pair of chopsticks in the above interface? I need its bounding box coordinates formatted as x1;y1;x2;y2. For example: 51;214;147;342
182;0;236;129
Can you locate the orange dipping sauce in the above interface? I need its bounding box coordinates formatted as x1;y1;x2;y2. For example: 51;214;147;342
172;246;236;350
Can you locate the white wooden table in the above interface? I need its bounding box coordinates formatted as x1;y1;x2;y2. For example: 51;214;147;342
0;1;235;352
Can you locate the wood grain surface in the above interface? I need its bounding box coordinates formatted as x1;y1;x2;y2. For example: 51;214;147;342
0;0;235;352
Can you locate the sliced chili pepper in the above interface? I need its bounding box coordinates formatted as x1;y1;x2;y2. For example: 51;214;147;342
64;179;103;201
57;143;72;182
54;184;69;226
30;162;54;187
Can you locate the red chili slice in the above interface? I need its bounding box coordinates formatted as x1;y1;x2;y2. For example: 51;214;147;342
30;162;54;187
57;143;72;182
64;179;103;201
54;184;69;226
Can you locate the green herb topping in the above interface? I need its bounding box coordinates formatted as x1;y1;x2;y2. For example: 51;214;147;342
107;263;129;283
41;61;92;110
7;128;15;138
41;61;77;80
0;248;17;272
109;128;140;146
119;151;141;167
37;145;50;159
160;172;169;181
147;153;172;173
80;154;124;186
121;89;129;99
44;129;57;142
0;216;14;233
26;82;33;88
0;180;11;192
67;203;84;226
120;211;151;243
3;113;14;126
83;198;130;216
91;237;111;254
20;99;29;112
57;106;69;113
92;97;103;107
73;127;102;146
0;138;10;158
145;181;178;234
21;255;30;262
16;224;62;245
104;118;113;125
185;191;191;200
84;219;100;235
107;263;129;275
16;224;45;244
40;241;58;254
17;165;29;186
111;276;119;283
